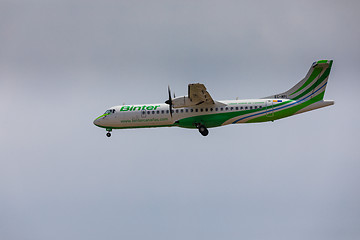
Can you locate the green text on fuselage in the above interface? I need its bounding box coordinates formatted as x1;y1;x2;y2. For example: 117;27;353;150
120;105;160;111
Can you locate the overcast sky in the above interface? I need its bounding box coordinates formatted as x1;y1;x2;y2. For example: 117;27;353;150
1;0;360;240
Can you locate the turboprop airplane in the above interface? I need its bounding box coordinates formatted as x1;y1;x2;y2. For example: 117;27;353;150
93;60;334;137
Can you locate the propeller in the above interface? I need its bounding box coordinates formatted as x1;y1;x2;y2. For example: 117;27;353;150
165;86;173;117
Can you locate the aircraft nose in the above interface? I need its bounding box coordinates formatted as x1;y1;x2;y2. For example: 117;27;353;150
93;118;102;126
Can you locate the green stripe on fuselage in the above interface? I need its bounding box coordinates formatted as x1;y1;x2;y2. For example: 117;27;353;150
95;113;110;120
176;101;291;128
94;124;175;129
247;91;325;123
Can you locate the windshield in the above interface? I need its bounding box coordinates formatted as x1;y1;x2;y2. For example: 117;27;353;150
104;109;115;114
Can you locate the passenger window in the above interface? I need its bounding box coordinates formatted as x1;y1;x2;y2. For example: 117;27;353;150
176;110;179;113
186;109;188;113
180;109;183;113
152;111;155;114
166;110;169;114
235;107;238;110
200;108;203;112
156;110;160;114
250;106;253;110
254;106;257;109
147;111;150;114
221;108;223;111
230;107;233;110
161;110;164;114
245;106;248;110
191;109;193;112
225;107;228;111
215;108;218;111
195;109;198;112
205;108;208;112
210;108;213;111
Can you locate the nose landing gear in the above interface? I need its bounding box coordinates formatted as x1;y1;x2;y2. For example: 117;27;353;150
106;128;112;137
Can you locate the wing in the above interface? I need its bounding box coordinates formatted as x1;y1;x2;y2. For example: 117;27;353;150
188;83;215;105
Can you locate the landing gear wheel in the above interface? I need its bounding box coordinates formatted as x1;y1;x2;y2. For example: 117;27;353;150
106;132;111;137
198;125;209;136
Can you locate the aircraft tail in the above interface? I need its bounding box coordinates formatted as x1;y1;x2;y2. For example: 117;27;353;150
264;60;333;101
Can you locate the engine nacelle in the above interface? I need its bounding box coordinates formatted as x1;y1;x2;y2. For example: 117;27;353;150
172;96;197;108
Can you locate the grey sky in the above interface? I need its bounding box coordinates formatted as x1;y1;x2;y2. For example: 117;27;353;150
1;0;359;240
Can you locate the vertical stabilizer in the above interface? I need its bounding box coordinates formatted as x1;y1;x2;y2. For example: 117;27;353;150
264;60;333;101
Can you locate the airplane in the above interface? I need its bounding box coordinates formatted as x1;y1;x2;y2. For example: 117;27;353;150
93;60;334;137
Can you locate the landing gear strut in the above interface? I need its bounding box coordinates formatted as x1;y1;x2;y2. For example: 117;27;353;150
106;128;112;137
195;123;209;136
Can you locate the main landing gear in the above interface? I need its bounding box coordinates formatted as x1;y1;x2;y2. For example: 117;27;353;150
195;123;209;136
106;128;112;137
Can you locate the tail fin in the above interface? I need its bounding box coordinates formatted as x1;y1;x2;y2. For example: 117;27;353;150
264;60;333;101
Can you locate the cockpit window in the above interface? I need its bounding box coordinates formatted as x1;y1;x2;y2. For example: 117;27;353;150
104;109;115;114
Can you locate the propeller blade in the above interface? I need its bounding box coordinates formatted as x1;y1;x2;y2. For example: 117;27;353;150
165;86;173;117
168;86;172;102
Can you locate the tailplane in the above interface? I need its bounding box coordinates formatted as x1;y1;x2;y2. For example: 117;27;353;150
264;60;333;101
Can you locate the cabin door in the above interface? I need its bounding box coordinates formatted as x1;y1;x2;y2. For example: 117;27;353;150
266;100;274;117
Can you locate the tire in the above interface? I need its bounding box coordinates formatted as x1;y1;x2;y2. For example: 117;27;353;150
198;125;209;136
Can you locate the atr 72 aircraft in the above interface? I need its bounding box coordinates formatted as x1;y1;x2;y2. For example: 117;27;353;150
94;60;334;137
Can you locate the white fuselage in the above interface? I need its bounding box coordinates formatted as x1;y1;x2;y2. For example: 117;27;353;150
94;99;282;129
